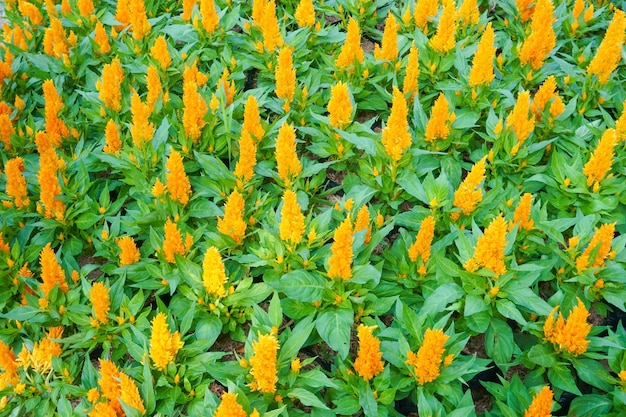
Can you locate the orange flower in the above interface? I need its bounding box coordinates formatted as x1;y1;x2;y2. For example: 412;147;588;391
217;189;247;244
458;0;479;26
38;147;65;220
182;75;207;143
327;82;353;129
582;128;617;191
425;93;454;142
275;122;302;184
252;0;267;26
408;215;435;274
403;42;420;101
279;189;305;245
242;95;265;140
90;282;110;325
336;17;365;69
544;298;591;356
414;0;439;30
430;0;457;53
130;89;154;147
294;0;315;28
234;129;258;182
98;359;122;414
519;0;555;70
354;324;384;381
615;100;626;142
406;328;449;385
0;233;9;255
181;0;195;21
275;46;296;112
214;393;247;417
151;36;172;70
507;91;535;155
217;68;235;107
162;218;186;263
202;247;227;298
576;222;615;273
128;0;151;39
0;340;18;387
532;76;564;119
382;87;412;161
43;17;69;58
94;21;110;54
0;113;14;150
452;157;486;218
469;23;496;87
374;13;398;61
201;0;219;33
524;386;553;417
249;333;279;393
77;0;94;16
464;213;508;276
516;0;535;22
119;373;146;414
354;205;372;244
327;217;354;280
115;0;131;27
19;1;43;24
587;9;625;84
166;149;192;206
150;312;184;370
43;79;69;147
146;64;162;110
261;0;283;51
5;157;29;209
97;59;124;113
103;119;121;154
116;236;141;266
31;327;63;373
511;193;534;231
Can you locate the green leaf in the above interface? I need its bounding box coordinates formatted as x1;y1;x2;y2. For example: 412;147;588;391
548;365;582;395
152;117;170;150
315;307;353;359
527;344;557;367
196;316;222;348
572;358;613;392
287;388;329;410
278;270;326;302
465;310;491;333
485;319;515;366
420;283;464;317
268;291;283;328
142;350;156;414
278;315;315;365
75;212;100;230
496;299;528;325
568;395;612;417
358;383;378;417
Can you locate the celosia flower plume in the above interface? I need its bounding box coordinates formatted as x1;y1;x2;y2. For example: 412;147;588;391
146;64;162;110
507;90;535;155
425;93;454;143
582;128;617;192
130;89;154;147
214;392;247;417
408;215;436;275
452;157;487;218
249;332;279;393
201;0;219;33
103;119;121;154
294;0;315;28
90;282;110;325
234;129;258;182
275;46;296;112
279;189;305;245
543;298;591;356
275;122;301;185
414;0;439;30
182;76;207;143
403;42;420;100
406;328;449;385
166;149;192;206
576;222;615;273
517;0;535;22
202;246;227;298
43;79;69;147
587;9;625;85
94;21;110;54
5;157;29;209
382;87;412;161
128;0;151;39
242;95;265;140
150;312;184;370
464;213;508;276
97;58;124;113
430;0;457;53
511;193;534;231
532;76;564;119
327;82;353;129
336;18;365;69
162;218;186;263
469;23;496;87
354;324;384;381
261;0;283;51
519;0;556;70
116;236;141;266
374;13;398;61
151;36;172;70
524;386;553;417
459;0;479;26
327;217;354;280
354;205;372;244
217;189;247;244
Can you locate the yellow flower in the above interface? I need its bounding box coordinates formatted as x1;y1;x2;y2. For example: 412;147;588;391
98;58;124;113
291;358;302;372
103;119;121;154
249;333;280;393
217;68;235;107
354;205;372;244
403;42;420;101
279;189;305;245
166;149;192;206
354;324;384;381
77;0;94;16
408;215;435;272
382;87;412;161
31;327;63;373
430;0;457;53
582;128;617;191
544;298;592;356
0;340;18;387
576;222;615;273
506;91;535;155
469;23;496;87
40;243;68;297
116;0;131;27
516;0;535;22
458;0;479;26
328;82;353;129
336;17;365;69
414;0;438;30
275;46;296;112
152;178;167;198
202;247;227;298
43;17;69;58
425;93;454;143
116;236;140;266
217;189;247;244
98;359;121;413
182;78;208;143
19;1;43;24
464;213;508;276
5;157;29;209
128;0;150;39
150;312;184;370
119;373;146;414
214;393;247;417
615;100;626;142
146;65;162;111
242;95;265;140
406;328;449;385
89;402;118;417
43;79;69;147
130;89;154;148
511;193;534;231
94;21;110;54
532;76;564;119
90;282;110;324
234;129;258;182
0;113;14;150
181;0;195;21
519;0;556;70
252;0;267;26
374;13;398;61
261;0;283;51
524;386;553;417
452;157;486;217
327;217;354;280
200;0;219;33
294;0;314;28
151;36;172;70
275;122;302;184
163;218;186;263
37;146;65;220
587;9;625;84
